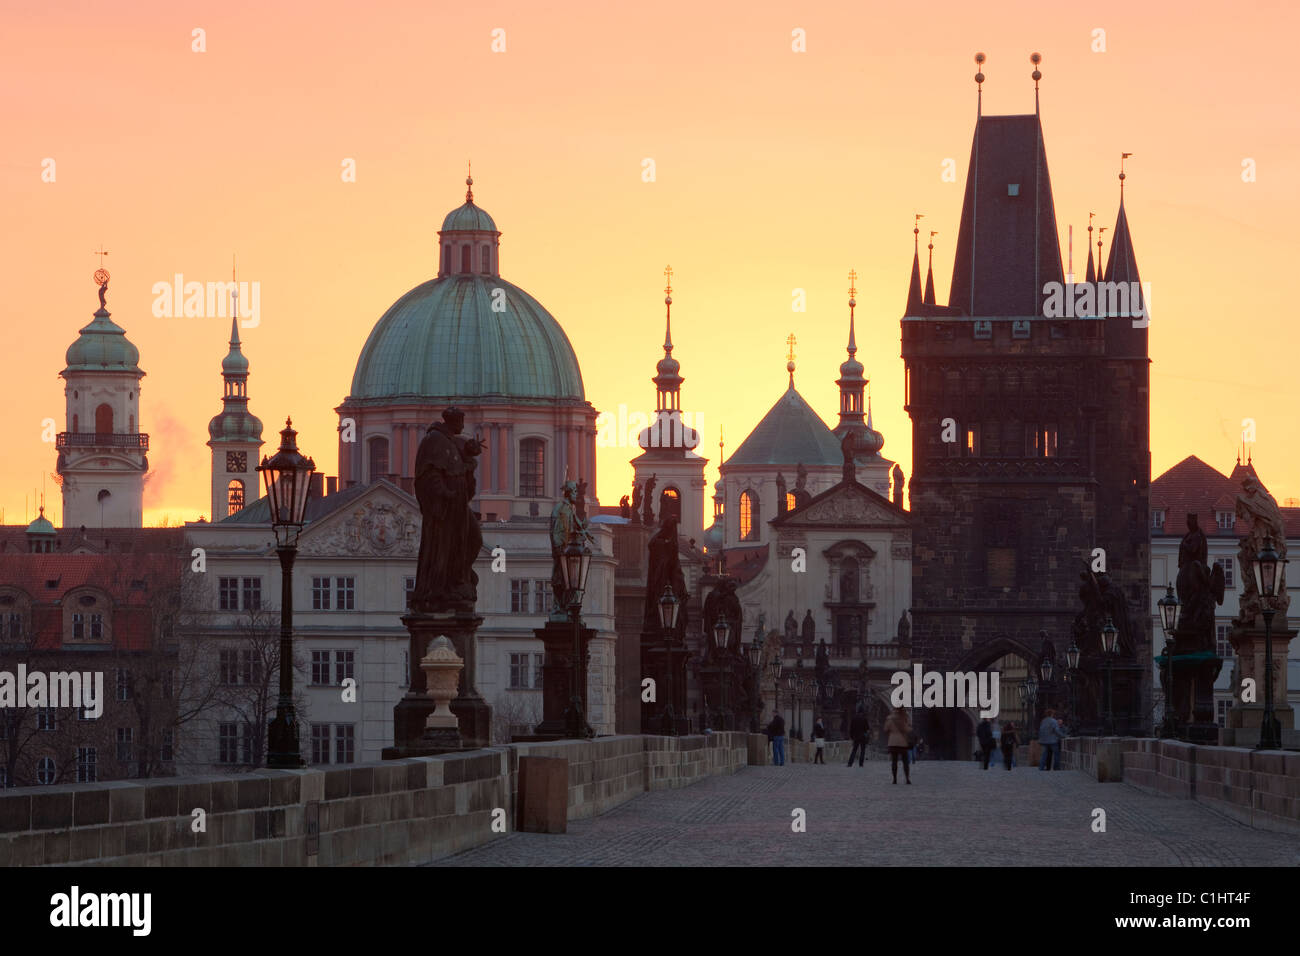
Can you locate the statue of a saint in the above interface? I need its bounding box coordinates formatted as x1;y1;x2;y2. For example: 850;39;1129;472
411;407;483;613
630;481;643;524
897;609;910;643
1177;514;1224;647
550;479;593;620
644;515;687;633
840;431;857;483
754;610;766;642
776;472;788;514
794;463;808;493
801;609;815;645
642;473;658;525
1237;475;1291;621
619;495;630;519
784;610;799;645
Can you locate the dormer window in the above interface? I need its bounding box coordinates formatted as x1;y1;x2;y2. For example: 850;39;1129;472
1152;510;1165;530
1216;510;1233;531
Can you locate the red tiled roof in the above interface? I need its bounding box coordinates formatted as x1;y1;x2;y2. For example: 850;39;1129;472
1151;455;1300;538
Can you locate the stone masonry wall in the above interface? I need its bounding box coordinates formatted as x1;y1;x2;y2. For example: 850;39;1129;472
0;733;751;867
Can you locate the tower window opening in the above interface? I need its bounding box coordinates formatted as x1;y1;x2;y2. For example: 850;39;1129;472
227;479;245;516
443;245;451;275
367;436;390;482
461;245;471;273
95;403;113;434
519;438;545;498
659;487;681;525
482;244;492;274
739;490;759;541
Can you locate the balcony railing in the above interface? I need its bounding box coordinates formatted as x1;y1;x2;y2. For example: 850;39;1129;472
56;432;149;450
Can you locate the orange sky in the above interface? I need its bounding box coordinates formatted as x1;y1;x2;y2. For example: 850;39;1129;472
3;0;1297;527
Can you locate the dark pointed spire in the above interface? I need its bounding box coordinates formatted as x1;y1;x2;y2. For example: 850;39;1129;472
906;216;924;313
924;231;937;305
1096;227;1107;283
1085;213;1097;283
465;160;474;204
653;265;683;402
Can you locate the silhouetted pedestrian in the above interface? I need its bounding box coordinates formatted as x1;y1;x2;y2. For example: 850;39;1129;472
812;717;826;764
1000;721;1019;771
1038;708;1067;771
977;717;995;770
884;706;912;784
847;706;869;766
766;713;786;766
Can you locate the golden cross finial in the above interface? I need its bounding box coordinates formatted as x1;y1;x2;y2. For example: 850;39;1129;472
929;230;938;247
93;245;108;268
785;333;797;363
664;265;673;296
914;212;924;235
847;269;858;298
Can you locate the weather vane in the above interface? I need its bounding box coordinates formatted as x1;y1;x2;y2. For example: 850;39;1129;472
93;245;110;308
847;268;858;299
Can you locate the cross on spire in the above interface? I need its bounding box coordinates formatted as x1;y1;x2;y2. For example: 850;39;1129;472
847;269;858;299
94;245;109;268
785;333;797;363
663;265;673;296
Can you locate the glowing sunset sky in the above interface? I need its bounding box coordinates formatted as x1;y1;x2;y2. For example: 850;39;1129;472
2;0;1297;527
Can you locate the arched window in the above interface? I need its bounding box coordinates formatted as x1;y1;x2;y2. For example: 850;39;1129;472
443;245;452;275
227;479;245;516
367;436;390;483
95;403;113;434
481;244;492;274
461;245;472;273
739;490;759;541
785;492;797;512
659;487;680;524
37;756;56;785
840;557;859;603
519;438;545;498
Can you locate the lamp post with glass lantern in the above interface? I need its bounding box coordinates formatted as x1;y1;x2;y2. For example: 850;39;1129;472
259;418;315;768
560;530;594;739
712;618;731;730
1156;583;1181;739
1065;641;1081;731
746;640;763;732
1254;537;1285;751
658;585;680;735
784;672;797;740
1100;616;1119;735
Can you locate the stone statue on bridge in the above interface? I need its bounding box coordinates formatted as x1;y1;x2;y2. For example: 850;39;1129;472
411;407;482;614
1236;475;1291;623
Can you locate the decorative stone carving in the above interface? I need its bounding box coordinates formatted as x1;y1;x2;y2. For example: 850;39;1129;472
420;636;464;735
300;499;418;556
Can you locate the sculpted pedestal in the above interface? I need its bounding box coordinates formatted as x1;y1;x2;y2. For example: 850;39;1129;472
526;619;595;739
1222;614;1296;745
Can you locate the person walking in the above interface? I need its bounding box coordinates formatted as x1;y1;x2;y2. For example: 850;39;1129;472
847;706;869;766
767;712;787;766
812;716;827;764
1038;708;1067;771
884;706;912;784
1000;721;1019;771
977;716;996;770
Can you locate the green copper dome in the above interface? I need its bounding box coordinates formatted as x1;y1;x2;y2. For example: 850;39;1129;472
349;276;585;402
63;308;142;375
26;509;55;536
441;202;497;233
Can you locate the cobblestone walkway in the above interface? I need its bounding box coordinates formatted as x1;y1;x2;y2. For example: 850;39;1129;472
431;761;1300;867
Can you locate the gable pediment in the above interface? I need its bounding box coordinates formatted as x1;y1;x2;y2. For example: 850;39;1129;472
775;481;909;529
298;484;420;558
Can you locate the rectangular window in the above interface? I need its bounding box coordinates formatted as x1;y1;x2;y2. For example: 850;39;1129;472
1214;556;1235;588
116;727;133;764
219;722;239;764
160;730;174;763
533;579;552;615
1152;510;1165;531
1216;623;1233;659
76;747;97;783
964;423;981;457
1026;424;1058;458
311;724;330;764
1217;511;1234;531
334;650;355;685
334;724;355;764
533;653;545;690
89;614;103;640
241;577;262;610
509;653;528;689
116;668;131;701
404;577;415;609
335;577;355;611
37;707;56;731
519;438;545;498
311;650;331;686
1216;699;1231;728
241;723;256;765
72;613;84;640
511;579;529;614
240;649;262;686
312;576;331;610
218;577;239;611
220;649;239;685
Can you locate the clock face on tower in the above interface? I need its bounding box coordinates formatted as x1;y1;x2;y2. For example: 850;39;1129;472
226;451;248;473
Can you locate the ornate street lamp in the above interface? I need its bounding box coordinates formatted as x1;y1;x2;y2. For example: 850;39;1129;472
560;530;594;738
1040;658;1053;682
746;640;763;732
1065;641;1080;729
259;418;315;768
1157;583;1181;739
712;618;730;730
1254;537;1285;750
771;657;783;725
1100;616;1118;735
1025;674;1038;733
658;585;680;735
785;671;797;740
